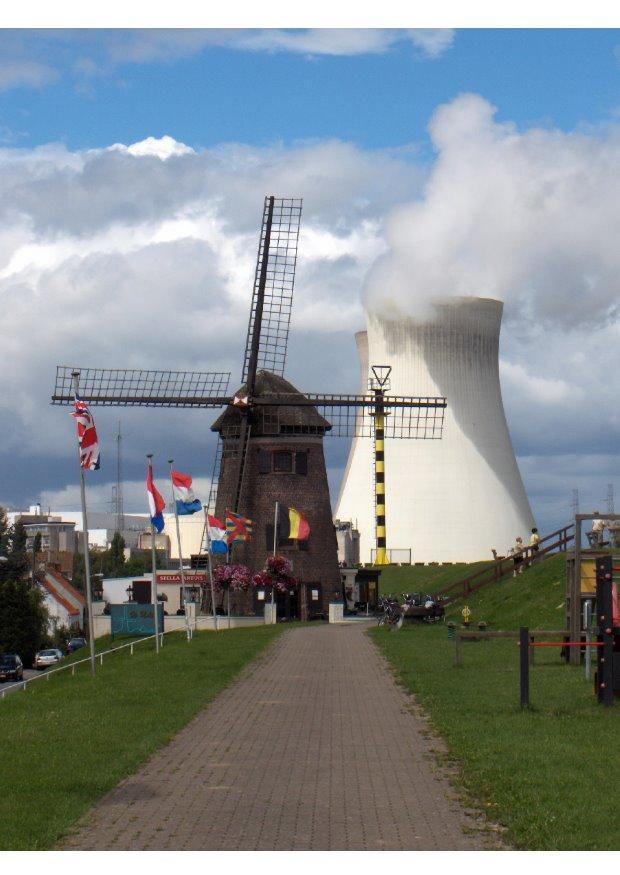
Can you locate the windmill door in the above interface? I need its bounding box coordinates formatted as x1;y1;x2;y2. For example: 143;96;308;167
275;586;300;621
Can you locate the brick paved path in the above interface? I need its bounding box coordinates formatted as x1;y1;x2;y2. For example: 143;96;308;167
63;623;495;850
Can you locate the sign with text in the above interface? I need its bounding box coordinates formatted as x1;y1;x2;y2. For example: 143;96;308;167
156;574;207;585
110;603;164;638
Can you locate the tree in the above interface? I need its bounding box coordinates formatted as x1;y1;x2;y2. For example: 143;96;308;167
0;509;49;664
0;506;10;584
0;578;48;664
106;532;126;577
7;519;29;581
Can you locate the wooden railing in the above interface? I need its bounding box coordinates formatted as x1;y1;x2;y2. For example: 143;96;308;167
436;523;574;604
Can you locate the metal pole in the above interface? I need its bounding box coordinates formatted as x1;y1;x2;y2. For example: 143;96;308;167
168;459;190;640
271;501;278;622
373;387;389;566
519;626;530;708
72;372;96;678
146;455;160;654
203;507;218;631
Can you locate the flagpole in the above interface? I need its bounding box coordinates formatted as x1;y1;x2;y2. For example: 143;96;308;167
72;371;96;678
146;454;160;654
271;501;278;611
203;506;218;631
168;459;190;640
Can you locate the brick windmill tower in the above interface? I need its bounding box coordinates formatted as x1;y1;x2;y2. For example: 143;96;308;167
211;369;341;617
52;196;447;619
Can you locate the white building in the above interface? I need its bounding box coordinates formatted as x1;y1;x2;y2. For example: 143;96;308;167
335;297;535;563
39;569;85;632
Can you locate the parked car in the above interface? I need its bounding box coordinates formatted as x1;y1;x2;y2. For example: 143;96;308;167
33;649;64;669
0;654;24;683
67;637;87;653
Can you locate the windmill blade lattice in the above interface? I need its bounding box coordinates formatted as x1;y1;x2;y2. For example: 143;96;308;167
220;393;447;439
241;196;302;384
52;366;230;407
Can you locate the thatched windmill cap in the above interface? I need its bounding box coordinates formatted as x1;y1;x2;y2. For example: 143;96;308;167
211;369;331;436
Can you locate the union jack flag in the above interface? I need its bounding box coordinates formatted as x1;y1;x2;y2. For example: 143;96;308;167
71;394;100;470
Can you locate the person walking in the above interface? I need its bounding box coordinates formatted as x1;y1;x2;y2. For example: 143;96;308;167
528;527;540;566
512;536;525;577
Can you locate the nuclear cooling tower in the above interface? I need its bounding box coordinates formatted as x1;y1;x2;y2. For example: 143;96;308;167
335;297;535;563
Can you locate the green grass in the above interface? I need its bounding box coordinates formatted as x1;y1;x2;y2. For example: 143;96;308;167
377;561;492;597
371;552;620;850
444;553;568;629
0;626;283;850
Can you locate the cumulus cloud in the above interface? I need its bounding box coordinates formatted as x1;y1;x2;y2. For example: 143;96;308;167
0;133;423;510
364;93;620;328
2;99;620;535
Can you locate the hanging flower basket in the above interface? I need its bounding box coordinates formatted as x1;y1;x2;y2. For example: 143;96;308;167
252;555;298;593
212;564;251;592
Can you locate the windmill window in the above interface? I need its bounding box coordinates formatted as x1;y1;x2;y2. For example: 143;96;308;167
258;449;270;474
295;451;308;475
273;451;293;472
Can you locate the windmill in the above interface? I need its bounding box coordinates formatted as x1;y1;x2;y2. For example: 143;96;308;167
51;195;447;615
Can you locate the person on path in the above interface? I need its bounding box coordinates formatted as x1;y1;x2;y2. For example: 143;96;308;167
528;528;540;565
511;537;525;577
587;514;606;548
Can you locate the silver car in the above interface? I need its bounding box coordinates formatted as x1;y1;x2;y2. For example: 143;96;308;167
34;648;64;669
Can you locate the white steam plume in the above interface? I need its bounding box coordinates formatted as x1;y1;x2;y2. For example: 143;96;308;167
364;93;620;327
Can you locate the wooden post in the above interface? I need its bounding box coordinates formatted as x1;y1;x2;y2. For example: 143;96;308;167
520;626;530;708
571;517;582;666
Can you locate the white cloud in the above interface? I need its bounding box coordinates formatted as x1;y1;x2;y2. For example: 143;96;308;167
0;29;456;93
0;133;422;505
2;96;620;535
0;60;57;91
109;135;195;161
364;93;620;328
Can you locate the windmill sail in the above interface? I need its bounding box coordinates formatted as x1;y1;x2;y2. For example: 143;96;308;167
242;196;302;385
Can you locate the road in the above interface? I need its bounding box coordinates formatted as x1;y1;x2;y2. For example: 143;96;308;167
0;668;40;698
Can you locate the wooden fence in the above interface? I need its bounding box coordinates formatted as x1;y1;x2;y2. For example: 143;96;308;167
436;524;574;605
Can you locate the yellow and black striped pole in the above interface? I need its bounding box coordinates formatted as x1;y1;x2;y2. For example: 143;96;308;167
373;387;390;566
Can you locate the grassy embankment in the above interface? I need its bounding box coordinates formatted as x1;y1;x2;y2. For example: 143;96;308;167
372;553;620;850
375;561;492;598
0;626;283;850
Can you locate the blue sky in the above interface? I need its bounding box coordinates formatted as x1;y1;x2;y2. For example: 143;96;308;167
1;29;619;151
1;28;620;540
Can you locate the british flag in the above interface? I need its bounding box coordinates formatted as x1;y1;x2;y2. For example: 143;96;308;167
71;394;100;470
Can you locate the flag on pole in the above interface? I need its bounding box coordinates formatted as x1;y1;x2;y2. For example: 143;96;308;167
225;510;253;544
207;515;228;554
171;470;202;515
276;504;310;542
146;461;166;533
71;395;100;470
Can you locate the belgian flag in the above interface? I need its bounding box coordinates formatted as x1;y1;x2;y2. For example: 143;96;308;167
277;504;310;542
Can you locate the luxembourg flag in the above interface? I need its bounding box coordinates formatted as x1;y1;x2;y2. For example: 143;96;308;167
207;514;228;554
171;470;202;515
146;460;166;533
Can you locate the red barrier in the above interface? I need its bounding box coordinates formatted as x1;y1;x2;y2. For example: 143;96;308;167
529;641;603;648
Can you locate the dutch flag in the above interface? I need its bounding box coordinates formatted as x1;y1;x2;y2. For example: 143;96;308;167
146;461;166;533
207;514;228;554
171;470;202;515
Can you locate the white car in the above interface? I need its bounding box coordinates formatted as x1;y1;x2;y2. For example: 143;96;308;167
34;649;64;669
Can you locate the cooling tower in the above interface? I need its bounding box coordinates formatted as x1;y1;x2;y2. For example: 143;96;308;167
335;297;535;563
